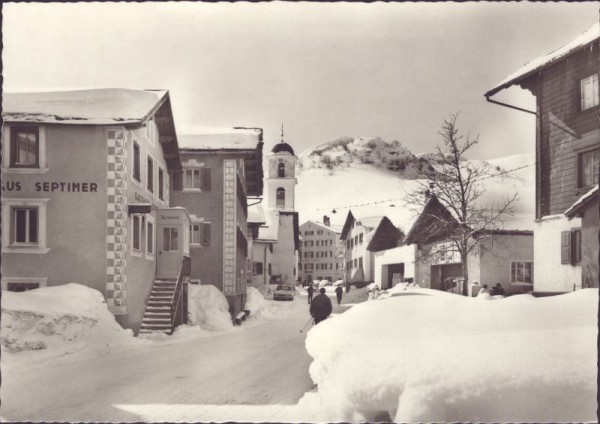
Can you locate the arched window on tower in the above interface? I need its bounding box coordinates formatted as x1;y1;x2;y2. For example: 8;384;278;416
278;162;285;178
276;187;286;208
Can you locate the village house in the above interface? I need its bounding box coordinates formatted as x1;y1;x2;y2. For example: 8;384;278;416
485;22;599;293
298;218;344;283
252;135;300;287
2;88;191;334
367;195;534;295
339;210;379;287
169;128;264;319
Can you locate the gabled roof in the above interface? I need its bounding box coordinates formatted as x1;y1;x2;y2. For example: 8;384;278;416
565;185;598;218
178;127;263;151
178;127;264;196
3;88;183;172
339;211;356;241
486;22;600;97
366;216;405;252
248;203;267;225
3;88;168;125
403;195;460;245
300;220;341;234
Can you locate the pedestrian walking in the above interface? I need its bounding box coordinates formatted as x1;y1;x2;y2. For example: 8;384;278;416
310;288;332;324
335;284;343;306
307;283;314;304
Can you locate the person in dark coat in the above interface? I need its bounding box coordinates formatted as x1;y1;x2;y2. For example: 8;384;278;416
491;283;505;296
307;283;315;304
335;285;343;306
310;288;332;324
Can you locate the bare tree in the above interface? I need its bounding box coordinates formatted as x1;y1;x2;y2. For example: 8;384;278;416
408;113;518;296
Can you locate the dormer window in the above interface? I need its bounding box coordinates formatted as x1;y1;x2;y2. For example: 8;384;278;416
278;162;285;177
581;73;599;111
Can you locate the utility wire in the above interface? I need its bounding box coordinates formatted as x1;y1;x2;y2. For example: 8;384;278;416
315;162;535;213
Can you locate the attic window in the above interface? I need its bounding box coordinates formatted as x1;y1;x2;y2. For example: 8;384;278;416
581;73;599;111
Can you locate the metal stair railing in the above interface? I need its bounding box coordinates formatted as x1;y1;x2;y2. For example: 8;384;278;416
170;255;191;333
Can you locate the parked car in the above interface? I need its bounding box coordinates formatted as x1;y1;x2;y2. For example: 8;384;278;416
273;285;295;301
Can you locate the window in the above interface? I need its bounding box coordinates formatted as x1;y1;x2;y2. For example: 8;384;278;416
581;74;599;111
163;227;179;251
133;142;141;182
359;233;363;244
132;216;141;251
359;257;363;268
511;261;533;284
2;199;49;253
578;149;599;188
147;220;154;255
190;224;201;244
158;167;164;200
11;126;39;168
253;262;264;275
147;156;154;192
561;230;582;265
353;258;357;268
14;208;38;244
278;162;285;177
347;240;350;249
7;282;40;292
184;169;201;190
276;188;286;208
183;168;211;191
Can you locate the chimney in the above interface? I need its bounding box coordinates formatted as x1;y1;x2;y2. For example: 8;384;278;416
323;215;330;226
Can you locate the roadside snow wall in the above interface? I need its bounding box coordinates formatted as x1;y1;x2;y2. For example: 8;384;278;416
187;284;234;331
1;283;138;361
301;287;598;423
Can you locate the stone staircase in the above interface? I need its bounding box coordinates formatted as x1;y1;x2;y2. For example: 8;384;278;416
138;279;177;335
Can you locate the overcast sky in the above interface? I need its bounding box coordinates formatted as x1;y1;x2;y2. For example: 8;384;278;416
3;2;598;159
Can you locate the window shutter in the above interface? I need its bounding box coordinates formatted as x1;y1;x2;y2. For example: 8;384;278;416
201;168;212;191
201;222;211;246
572;230;582;263
172;171;182;191
561;231;571;264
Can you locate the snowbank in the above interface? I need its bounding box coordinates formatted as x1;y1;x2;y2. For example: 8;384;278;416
186;284;234;332
1;283;138;362
245;286;280;319
302;287;598;422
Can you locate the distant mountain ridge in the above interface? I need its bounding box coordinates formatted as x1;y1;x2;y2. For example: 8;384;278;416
298;136;435;179
295;136;536;232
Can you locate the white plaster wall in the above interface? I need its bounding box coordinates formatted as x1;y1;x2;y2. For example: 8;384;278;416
534;215;582;293
373;245;417;287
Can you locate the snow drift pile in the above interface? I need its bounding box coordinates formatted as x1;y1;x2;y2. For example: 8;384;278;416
302;287;598;423
1;283;138;361
187;284;234;332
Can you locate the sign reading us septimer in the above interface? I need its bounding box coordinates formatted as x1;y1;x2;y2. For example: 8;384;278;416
2;181;99;192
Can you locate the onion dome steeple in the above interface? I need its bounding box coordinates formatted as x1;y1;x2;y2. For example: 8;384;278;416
271;123;295;155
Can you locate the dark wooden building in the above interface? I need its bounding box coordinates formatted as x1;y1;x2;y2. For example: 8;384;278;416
486;23;599;293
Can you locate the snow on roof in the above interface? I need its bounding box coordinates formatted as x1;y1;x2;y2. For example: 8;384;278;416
3;88;168;124
565;185;598;218
352;204;419;235
248;203;267;225
486;22;599;96
177;127;262;150
256;209;280;241
301;220;341;234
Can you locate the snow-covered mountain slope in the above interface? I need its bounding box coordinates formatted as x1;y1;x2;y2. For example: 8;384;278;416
295;137;535;231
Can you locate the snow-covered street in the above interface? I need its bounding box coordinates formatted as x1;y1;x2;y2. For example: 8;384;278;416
2;290;343;422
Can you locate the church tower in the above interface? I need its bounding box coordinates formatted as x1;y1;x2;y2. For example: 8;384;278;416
264;125;297;211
